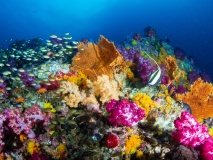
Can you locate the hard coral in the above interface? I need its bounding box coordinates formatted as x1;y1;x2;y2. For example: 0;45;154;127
165;145;199;160
71;35;126;81
175;78;213;121
173;111;209;148
106;99;146;127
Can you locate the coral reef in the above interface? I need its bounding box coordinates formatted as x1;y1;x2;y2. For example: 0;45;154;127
0;27;212;159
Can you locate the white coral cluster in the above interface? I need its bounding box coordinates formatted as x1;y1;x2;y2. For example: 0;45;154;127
87;75;123;104
61;81;86;108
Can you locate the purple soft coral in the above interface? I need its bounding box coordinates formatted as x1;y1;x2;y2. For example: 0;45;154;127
116;46;138;62
173;111;209;148
134;52;157;84
188;70;200;84
106;99;146;127
19;71;36;86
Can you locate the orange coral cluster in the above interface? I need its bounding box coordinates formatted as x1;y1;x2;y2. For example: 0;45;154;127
175;78;213;121
165;56;185;84
71;36;126;81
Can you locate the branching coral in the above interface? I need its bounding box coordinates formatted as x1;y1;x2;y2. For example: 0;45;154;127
61;81;86;108
87;75;122;104
175;78;213;121
71;36;126;81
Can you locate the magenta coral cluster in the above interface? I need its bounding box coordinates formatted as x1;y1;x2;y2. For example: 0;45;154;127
106;99;146;127
173;111;209;148
173;111;213;160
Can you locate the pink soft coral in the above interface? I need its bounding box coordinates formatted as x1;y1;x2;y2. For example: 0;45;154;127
4;104;48;138
199;138;213;160
106;99;146;127
173;111;209;148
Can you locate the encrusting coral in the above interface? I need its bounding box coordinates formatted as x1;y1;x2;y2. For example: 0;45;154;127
71;35;126;81
175;78;213;121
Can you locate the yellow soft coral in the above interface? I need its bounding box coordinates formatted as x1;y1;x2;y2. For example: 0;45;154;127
57;71;87;88
133;93;157;115
209;128;213;137
66;71;87;87
158;47;168;64
175;78;213;121
125;135;143;154
27;140;40;155
56;143;66;153
43;102;56;113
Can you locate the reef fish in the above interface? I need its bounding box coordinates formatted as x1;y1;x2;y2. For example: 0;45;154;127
145;53;161;85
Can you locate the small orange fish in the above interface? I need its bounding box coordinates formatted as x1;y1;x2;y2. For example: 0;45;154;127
19;134;27;142
0;88;5;93
15;97;25;103
37;88;47;93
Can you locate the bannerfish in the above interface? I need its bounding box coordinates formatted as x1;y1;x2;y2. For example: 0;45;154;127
145;53;161;85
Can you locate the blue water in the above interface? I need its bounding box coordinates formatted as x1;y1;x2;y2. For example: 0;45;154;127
1;0;213;78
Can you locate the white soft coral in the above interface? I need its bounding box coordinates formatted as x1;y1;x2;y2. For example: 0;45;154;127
87;75;122;104
61;81;86;108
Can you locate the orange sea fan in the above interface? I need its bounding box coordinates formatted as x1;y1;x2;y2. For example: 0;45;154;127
71;35;126;81
165;56;184;83
175;78;213;121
